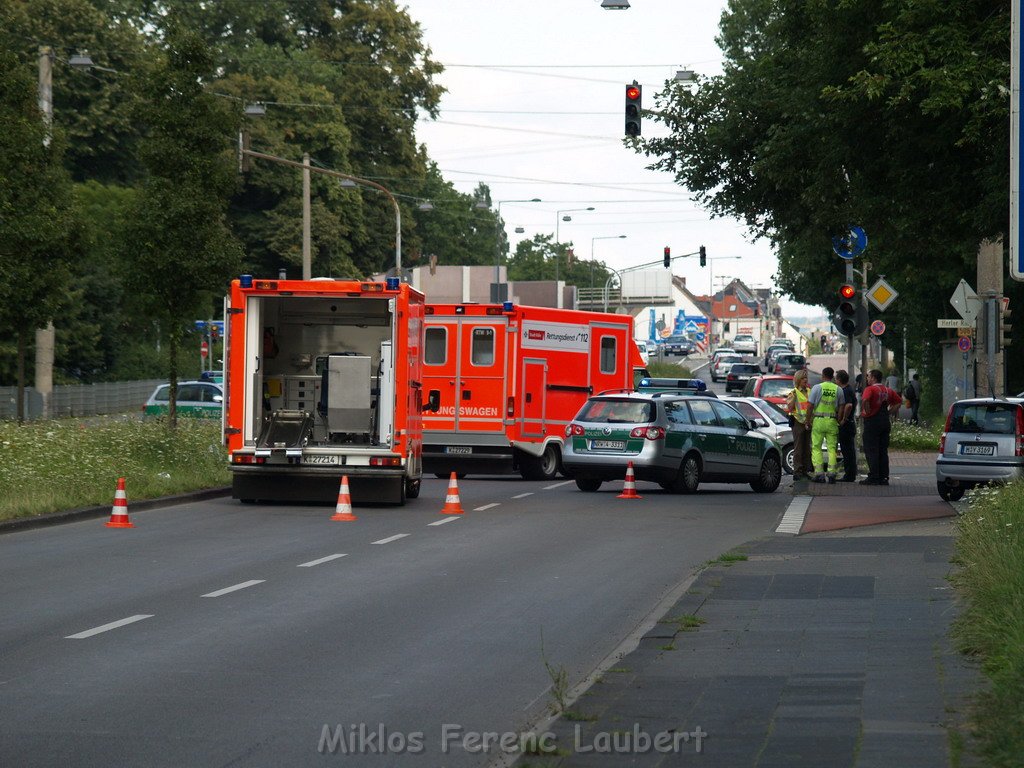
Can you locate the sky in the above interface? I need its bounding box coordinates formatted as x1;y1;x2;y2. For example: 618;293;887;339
402;0;824;321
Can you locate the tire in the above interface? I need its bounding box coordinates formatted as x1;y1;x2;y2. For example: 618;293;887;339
519;444;561;481
750;452;783;493
575;477;602;492
405;478;421;499
782;443;795;475
670;453;701;494
938;481;965;502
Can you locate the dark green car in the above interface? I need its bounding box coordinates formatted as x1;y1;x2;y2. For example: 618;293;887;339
562;392;783;494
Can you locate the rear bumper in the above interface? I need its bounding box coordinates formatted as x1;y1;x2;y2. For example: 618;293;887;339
935;458;1024;484
422;443;516;475
230;465;408;503
562;454;677;483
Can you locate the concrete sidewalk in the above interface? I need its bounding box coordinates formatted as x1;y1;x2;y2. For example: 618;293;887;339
518;518;979;767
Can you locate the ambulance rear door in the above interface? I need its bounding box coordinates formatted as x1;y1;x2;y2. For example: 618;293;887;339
455;318;508;434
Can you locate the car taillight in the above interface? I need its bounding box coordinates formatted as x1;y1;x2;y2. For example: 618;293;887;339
1016;406;1024;456
727;374;736;381
940;408;954;453
630;426;665;440
567;423;584;436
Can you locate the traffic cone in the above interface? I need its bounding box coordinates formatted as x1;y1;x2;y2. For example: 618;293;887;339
330;476;358;521
105;477;134;528
440;472;465;515
617;462;643;499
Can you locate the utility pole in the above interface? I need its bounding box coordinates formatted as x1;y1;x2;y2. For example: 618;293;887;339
302;153;311;280
35;46;56;419
976;238;1004;396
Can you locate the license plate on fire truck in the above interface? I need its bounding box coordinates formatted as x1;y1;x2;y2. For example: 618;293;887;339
444;446;473;454
302;455;340;465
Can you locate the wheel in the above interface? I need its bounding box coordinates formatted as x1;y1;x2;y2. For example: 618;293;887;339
239;498;257;504
405;478;421;499
938;481;965;502
669;453;701;494
396;477;406;505
782;443;795;475
575;477;602;492
750;452;783;493
519;444;561;480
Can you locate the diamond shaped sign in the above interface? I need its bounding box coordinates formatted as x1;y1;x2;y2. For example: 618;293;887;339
867;278;898;311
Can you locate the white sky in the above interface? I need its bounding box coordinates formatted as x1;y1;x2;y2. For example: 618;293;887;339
404;0;823;320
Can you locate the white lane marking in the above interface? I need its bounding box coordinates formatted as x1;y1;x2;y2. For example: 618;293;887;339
66;614;153;639
372;534;410;545
776;496;812;534
202;580;265;598
543;480;573;490
428;517;460;527
512;492;534;499
474;503;500;511
297;554;348;568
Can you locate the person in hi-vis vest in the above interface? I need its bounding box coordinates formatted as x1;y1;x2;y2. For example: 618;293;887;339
807;367;845;483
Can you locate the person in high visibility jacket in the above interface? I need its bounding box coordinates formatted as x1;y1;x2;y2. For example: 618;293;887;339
785;369;812;480
807;367;845;483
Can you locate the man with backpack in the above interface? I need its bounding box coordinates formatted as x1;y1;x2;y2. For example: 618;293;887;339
904;374;921;425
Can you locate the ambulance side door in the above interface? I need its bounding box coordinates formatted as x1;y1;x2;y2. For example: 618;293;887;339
456;321;507;433
589;324;631;395
422;321;459;431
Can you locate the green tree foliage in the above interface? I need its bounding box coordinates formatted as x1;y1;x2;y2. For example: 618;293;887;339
638;0;1011;379
0;49;78;411
508;234;611;290
120;19;243;424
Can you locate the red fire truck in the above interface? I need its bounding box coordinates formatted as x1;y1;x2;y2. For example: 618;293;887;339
422;303;647;479
223;275;438;504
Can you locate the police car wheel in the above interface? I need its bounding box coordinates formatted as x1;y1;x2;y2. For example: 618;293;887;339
575;478;602;492
782;444;795;474
670;453;701;494
750;453;782;493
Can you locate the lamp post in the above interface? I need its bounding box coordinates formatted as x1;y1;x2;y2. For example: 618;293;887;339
555;207;594;282
489;198;541;291
708;256;742;297
591;235;626;290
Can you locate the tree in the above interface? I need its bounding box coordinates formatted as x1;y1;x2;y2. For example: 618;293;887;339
0;50;78;417
120;19;243;426
508;234;610;289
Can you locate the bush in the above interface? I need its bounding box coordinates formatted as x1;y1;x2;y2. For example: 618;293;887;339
952;482;1024;766
889;420;942;452
646;361;693;378
0;417;228;521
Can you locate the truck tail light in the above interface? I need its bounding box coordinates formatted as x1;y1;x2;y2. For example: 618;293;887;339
370;456;402;466
507;397;514;417
232;453;265;465
567;423;584;436
939;408;954;453
630;426;665;440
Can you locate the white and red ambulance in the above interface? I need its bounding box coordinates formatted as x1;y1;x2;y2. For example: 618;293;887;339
422;303;647;479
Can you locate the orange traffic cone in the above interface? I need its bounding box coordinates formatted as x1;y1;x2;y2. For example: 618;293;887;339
105;477;135;528
440;472;465;515
330;476;358;521
617;462;643;499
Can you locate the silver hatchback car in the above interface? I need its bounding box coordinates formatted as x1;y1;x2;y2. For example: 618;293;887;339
720;396;795;474
936;397;1024;501
561;392;783;494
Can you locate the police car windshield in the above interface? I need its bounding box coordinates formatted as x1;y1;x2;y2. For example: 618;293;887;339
578;399;654;424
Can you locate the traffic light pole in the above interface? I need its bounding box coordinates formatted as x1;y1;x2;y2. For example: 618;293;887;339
845;262;857;382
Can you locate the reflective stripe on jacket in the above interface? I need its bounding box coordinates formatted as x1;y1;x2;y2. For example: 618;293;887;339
791;388;810;423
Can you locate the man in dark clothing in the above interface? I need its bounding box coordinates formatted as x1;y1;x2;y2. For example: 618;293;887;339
860;369;903;485
908;373;921;425
836;370;858;482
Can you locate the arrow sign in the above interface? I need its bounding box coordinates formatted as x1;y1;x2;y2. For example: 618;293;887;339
949;279;982;324
831;226;868;259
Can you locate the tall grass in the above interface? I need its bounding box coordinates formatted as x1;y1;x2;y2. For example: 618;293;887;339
952;481;1024;766
0;418;228;522
888;420;942;452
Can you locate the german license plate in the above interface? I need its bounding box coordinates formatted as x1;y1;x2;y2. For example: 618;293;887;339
591;440;626;451
302;455;339;465
444;446;472;454
961;444;995;456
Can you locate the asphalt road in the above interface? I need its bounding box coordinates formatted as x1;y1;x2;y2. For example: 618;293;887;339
0;474;790;767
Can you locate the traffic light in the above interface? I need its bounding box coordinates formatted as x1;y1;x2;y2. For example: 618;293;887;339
663;246;671;268
625;82;642;137
699;245;707;267
834;284;858;335
1000;300;1012;348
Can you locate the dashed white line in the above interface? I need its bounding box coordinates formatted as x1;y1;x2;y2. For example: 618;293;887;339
543;480;573;490
428;517;460;527
202;580;265;598
372;534;410;545
66;614;153;639
474;503;500;511
776;496;811;535
512;492;534;499
297;554;348;568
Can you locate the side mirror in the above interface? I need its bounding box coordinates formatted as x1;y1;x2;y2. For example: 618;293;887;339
748;419;761;431
213;395;223;404
426;390;441;413
754;418;768;428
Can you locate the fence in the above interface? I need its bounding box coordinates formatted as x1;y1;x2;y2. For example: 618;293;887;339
0;380;164;421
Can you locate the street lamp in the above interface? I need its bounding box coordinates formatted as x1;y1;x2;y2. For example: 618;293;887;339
591;235;626;290
708;256;742;296
490;198;542;294
555;207;595;282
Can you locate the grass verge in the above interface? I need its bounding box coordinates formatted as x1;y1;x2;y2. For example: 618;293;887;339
0;417;228;522
645;361;693;378
951;481;1024;766
889;420;942;452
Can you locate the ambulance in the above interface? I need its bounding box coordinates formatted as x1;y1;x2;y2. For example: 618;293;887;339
422;303;647;479
222;275;438;504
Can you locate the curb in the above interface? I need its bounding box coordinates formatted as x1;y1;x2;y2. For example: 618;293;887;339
0;486;231;536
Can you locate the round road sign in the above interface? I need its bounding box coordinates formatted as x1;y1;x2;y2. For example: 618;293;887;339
958;336;973;352
870;320;886;336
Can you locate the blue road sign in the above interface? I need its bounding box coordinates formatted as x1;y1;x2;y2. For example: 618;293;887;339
831;226;868;259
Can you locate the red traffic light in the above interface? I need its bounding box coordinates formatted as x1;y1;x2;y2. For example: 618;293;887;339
626;85;640;101
839;284;856;299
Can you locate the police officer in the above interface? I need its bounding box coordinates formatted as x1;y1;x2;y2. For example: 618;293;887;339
807;367;845;483
785;369;812;480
